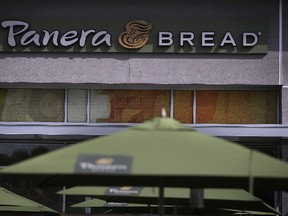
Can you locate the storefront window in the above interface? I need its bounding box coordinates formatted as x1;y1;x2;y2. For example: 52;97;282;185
196;90;277;124
173;90;194;124
90;90;170;123
0;88;278;124
0;143;65;166
67;89;87;122
0;89;65;122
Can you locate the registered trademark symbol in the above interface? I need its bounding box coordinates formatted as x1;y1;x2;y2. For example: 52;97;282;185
258;32;262;36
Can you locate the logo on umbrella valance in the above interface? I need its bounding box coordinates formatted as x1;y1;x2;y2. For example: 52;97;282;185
75;154;132;174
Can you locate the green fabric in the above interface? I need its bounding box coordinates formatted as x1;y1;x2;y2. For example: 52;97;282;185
221;209;275;215
57;187;278;214
0;205;57;212
71;198;106;207
0;187;58;213
1;117;288;191
71;198;148;208
58;187;256;201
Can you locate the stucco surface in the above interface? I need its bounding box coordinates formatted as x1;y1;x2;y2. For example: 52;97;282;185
0;51;278;85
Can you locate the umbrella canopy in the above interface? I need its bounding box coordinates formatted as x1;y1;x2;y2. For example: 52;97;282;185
57;186;279;214
222;209;276;215
0;187;58;213
71;200;193;215
72;199;148;208
69;200;276;216
1;117;288;191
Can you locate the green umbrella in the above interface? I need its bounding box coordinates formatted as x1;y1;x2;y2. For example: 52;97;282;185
221;209;276;215
0;205;57;213
71;198;190;215
0;187;58;213
71;199;148;208
57;186;279;214
1;117;288;192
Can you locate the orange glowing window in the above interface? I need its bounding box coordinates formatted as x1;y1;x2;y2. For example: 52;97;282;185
90;90;170;123
196;90;277;124
173;90;194;124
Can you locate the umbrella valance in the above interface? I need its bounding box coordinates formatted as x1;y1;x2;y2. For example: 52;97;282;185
1;117;288;192
57;186;279;214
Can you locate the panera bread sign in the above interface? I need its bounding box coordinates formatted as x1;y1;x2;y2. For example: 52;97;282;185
0;19;267;54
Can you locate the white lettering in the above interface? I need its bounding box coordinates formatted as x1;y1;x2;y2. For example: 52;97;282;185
243;32;258;47
202;32;215;47
109;188;139;194
91;31;112;47
43;30;59;46
1;20;29;46
78;162;127;172
20;30;40;46
158;32;173;46
60;30;78;47
220;32;236;47
80;162;89;169
0;20;262;51
79;29;95;47
0;20;113;48
180;32;194;46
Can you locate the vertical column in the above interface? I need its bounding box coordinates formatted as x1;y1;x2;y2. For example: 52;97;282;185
282;0;288;85
281;0;288;214
282;0;288;124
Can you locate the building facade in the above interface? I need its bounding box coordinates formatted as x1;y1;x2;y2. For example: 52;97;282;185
0;0;287;214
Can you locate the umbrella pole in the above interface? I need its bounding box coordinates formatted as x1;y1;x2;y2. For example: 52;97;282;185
158;184;165;216
173;199;178;215
249;151;254;194
190;188;204;216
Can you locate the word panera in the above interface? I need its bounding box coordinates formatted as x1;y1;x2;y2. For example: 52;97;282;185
0;20;263;50
105;186;142;196
79;162;128;172
1;20;112;47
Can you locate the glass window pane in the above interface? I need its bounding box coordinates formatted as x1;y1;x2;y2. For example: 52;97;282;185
0;89;65;122
173;90;194;124
0;143;65;166
90;90;170;123
196;90;277;124
68;89;87;122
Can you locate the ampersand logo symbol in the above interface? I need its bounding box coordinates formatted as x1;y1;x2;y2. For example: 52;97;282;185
118;20;152;49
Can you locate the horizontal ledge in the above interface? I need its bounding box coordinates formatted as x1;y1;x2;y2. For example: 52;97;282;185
0;123;288;140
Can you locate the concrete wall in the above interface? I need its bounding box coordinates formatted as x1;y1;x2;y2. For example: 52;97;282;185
283;0;288;85
0;0;279;86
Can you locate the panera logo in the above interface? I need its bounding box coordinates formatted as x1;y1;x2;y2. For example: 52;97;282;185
95;157;114;165
120;186;132;191
118;20;152;49
105;186;143;196
75;155;132;174
105;202;128;207
0;19;266;54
